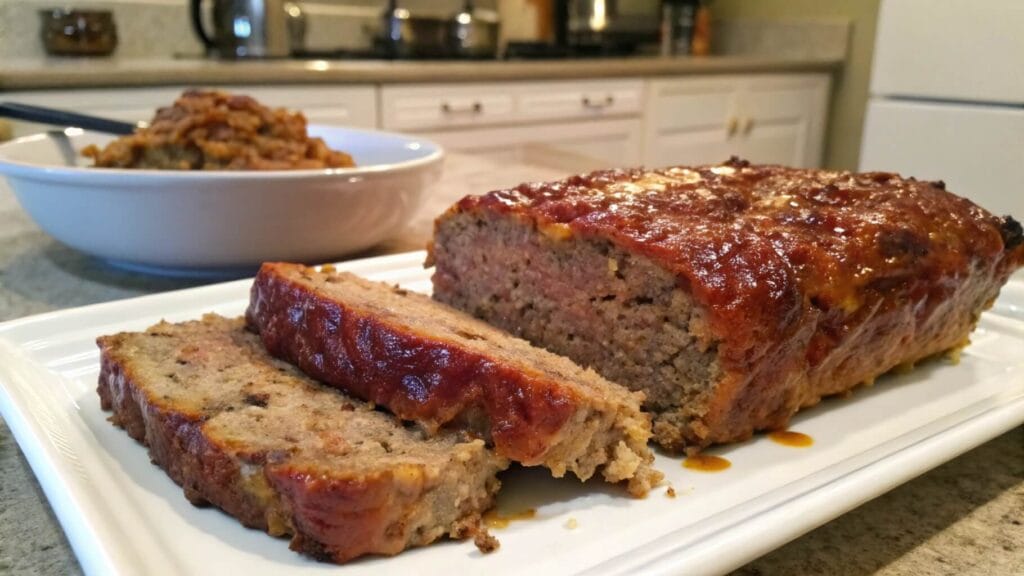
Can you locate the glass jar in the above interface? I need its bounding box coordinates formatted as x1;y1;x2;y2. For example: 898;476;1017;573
40;9;118;57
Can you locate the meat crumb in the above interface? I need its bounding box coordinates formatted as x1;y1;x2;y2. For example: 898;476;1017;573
474;529;500;553
666;486;677;498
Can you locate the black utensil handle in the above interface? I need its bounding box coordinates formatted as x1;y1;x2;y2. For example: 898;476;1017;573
190;0;215;51
0;102;138;135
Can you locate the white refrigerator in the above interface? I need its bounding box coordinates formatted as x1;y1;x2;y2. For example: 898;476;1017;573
859;0;1024;218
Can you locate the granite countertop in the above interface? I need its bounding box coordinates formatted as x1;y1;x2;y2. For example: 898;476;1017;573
0;54;842;91
0;154;1020;574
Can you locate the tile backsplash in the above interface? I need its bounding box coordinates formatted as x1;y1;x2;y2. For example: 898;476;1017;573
0;0;848;62
1;0;199;59
0;0;498;59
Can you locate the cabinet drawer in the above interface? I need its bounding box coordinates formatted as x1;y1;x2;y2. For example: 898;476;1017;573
3;85;379;134
226;86;378;129
9;87;182;124
517;80;642;122
381;79;643;131
382;88;515;131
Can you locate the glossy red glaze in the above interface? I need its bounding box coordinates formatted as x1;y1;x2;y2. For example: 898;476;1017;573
267;467;406;562
247;264;578;465
447;160;1024;446
454;160;1021;371
97;327;494;564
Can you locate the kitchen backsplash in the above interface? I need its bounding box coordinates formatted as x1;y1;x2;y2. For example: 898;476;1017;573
0;0;847;62
0;0;499;59
0;0;199;59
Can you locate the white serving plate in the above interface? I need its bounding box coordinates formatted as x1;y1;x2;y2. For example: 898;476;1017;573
1;251;1022;576
0;126;443;276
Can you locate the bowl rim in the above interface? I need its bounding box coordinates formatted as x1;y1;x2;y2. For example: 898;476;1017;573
0;125;445;183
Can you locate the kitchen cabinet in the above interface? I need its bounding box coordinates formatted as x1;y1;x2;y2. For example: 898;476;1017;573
381;79;643;131
1;73;831;171
380;79;644;168
644;74;829;169
2;85;377;138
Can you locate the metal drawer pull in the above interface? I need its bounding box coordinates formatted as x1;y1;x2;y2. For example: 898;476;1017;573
582;95;615;109
441;101;483;114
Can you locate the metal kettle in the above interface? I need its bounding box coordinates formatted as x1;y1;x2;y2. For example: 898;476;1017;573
190;0;305;58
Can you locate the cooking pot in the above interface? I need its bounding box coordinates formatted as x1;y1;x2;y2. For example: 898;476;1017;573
191;0;306;58
449;1;499;58
379;0;499;59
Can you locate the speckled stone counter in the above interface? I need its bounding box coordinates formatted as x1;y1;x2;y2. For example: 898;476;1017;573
0;155;1021;575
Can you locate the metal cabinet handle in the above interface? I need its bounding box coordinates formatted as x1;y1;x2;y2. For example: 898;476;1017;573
582;95;615;110
726;116;739;137
441;101;483;115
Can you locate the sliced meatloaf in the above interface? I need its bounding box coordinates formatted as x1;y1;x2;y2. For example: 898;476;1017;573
97;315;507;563
429;158;1024;452
246;263;661;497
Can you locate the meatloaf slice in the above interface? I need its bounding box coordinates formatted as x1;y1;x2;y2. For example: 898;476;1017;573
97;315;506;564
246;263;661;496
429;159;1024;453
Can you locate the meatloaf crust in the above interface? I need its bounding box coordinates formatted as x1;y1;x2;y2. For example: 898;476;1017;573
97;315;506;563
429;158;1024;452
246;263;661;496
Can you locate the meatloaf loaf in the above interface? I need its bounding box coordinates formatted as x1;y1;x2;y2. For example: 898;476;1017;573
428;158;1024;452
97;315;507;563
246;263;661;496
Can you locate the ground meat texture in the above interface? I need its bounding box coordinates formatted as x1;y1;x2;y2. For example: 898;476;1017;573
474;530;500;553
96;315;506;563
246;263;663;496
429;160;1024;452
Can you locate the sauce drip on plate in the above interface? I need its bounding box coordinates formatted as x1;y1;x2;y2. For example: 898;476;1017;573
484;508;537;529
683;454;731;472
768;430;814;447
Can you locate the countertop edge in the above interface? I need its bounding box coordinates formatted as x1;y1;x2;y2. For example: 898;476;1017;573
0;56;843;91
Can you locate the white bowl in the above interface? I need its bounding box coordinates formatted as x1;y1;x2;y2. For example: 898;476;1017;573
0;125;443;277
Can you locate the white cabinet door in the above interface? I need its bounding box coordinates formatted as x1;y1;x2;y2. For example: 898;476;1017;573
647;128;736;169
421;118;644;170
644;77;737;169
644;74;829;168
738;122;806;166
736;77;828;167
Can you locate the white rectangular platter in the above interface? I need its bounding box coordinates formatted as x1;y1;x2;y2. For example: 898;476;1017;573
1;251;1022;576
